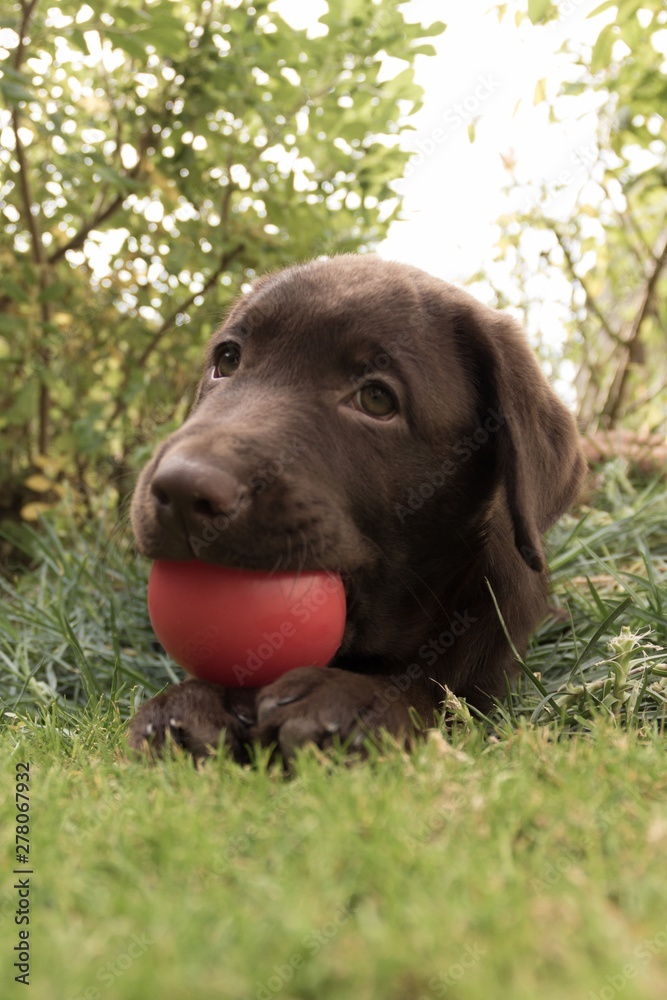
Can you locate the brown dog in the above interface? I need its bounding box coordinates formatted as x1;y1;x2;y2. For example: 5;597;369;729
129;255;584;759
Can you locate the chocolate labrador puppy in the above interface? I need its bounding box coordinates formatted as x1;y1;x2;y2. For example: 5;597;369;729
129;255;584;759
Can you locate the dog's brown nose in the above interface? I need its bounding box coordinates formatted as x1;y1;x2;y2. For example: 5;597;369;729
151;454;244;524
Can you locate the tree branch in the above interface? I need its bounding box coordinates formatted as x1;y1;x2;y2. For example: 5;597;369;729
136;246;242;371
105;240;245;431
13;0;39;71
12;0;52;453
551;224;624;346
600;230;667;427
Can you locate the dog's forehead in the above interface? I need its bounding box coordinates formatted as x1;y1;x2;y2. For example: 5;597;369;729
205;257;480;432
216;257;449;361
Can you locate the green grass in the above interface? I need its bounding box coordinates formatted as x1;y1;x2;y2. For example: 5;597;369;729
0;461;666;999
1;716;666;999
1;461;666;732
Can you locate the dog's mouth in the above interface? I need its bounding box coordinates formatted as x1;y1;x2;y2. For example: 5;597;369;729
339;571;353;609
177;538;356;603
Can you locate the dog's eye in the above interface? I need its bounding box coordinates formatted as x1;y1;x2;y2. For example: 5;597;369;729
212;342;241;379
355;383;397;419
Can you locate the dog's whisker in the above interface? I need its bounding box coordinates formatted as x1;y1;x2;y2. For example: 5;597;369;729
391;570;442;625
353;531;434;618
397;566;452;622
282;532;292;573
269;550;285;576
298;530;309;577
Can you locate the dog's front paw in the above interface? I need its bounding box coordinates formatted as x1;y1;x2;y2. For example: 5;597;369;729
255;667;425;759
128;679;257;761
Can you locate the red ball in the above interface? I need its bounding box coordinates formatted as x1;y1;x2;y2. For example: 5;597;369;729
147;560;346;687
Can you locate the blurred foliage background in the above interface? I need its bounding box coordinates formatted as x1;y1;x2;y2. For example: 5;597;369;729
0;0;441;525
0;0;665;536
489;0;667;439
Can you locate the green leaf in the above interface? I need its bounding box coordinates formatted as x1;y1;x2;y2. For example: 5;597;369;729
615;0;648;25
587;0;618;16
0;66;34;103
38;283;70;304
0;313;28;334
0;278;30;304
591;24;617;73
105;27;148;60
4;376;37;424
67;29;91;53
418;20;447;38
527;0;555;24
85;154;140;190
410;44;438;57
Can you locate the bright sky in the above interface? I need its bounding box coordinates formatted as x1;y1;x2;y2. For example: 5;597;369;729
378;0;612;279
275;0;612;288
272;0;616;395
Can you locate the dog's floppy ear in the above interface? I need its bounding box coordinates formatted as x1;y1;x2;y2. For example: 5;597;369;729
452;296;585;573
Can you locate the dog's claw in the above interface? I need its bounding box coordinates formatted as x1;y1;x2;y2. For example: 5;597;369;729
127;680;256;762
168;717;184;737
277;693;302;707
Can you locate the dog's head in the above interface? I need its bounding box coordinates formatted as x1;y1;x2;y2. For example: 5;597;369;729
131;255;584;655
